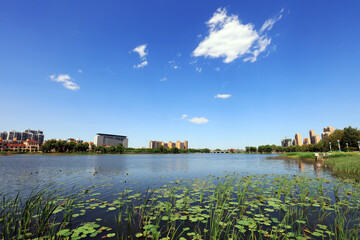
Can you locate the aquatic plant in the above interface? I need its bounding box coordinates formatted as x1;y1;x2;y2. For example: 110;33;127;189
1;174;360;239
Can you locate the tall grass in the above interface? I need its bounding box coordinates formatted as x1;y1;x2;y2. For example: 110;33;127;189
278;152;315;160
325;152;360;174
0;188;76;239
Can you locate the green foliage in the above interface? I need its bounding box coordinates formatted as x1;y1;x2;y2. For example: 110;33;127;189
325;152;360;174
279;152;315;160
342;126;360;148
257;145;273;153
245;146;257;153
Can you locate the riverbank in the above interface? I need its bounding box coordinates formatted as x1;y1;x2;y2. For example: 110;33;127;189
1;173;360;239
272;152;316;160
324;152;360;175
0;151;209;156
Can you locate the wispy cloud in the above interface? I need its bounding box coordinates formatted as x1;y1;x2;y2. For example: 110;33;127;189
193;8;283;63
77;69;82;73
133;44;148;59
181;114;209;124
260;8;284;33
132;44;148;69
50;74;80;91
215;94;231;99
133;61;148;69
160;77;168;82
181;114;188;119
169;60;180;70
196;67;202;72
189;117;209;124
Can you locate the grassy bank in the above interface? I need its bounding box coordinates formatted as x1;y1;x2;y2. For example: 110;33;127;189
324;152;360;175
276;152;316;160
1;174;360;239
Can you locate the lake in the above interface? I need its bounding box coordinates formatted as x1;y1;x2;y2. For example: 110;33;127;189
3;153;353;240
0;153;329;196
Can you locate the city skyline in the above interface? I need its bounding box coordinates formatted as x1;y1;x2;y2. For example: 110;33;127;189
1;1;360;149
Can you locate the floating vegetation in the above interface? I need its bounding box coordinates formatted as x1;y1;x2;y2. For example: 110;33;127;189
1;174;360;239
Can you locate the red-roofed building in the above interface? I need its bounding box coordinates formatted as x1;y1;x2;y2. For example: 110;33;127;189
24;139;40;152
0;139;40;152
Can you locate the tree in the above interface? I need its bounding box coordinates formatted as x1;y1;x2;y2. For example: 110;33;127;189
327;129;344;151
249;146;257;153
115;144;125;153
341;126;360;149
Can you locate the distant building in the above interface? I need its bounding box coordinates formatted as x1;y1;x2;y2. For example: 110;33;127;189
94;133;128;147
303;137;311;145
168;141;175;148
312;135;320;144
321;126;335;140
149;141;163;149
0;132;8;140
294;133;302;146
149;140;188;149
2;129;44;145
309;130;320;144
281;139;292;147
176;141;185;149
0;139;40;152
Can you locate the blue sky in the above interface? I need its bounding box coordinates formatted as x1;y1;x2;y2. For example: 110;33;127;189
1;0;360;149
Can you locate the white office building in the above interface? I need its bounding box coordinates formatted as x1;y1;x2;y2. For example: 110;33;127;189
94;133;128;147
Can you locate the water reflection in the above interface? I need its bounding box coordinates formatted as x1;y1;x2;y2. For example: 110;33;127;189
0;154;333;196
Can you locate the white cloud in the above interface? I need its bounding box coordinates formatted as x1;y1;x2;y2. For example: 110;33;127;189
193;8;283;63
133;44;148;59
77;69;82;73
260;8;283;33
50;74;80;91
215;67;220;71
181;114;188;119
215;94;231;99
173;65;179;70
133;61;148;69
160;77;167;82
189;117;209;124
196;67;202;72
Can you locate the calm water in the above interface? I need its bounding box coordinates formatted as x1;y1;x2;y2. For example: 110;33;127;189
0;153;330;196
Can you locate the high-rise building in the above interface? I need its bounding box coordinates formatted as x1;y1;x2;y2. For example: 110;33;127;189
176;141;185;149
294;133;302;146
184;141;188;149
168;141;175;148
281;139;292;147
7;130;21;141
94;133;128;147
149;141;162;149
303;137;311;145
309;130;320;144
23;129;44;144
4;129;44;144
321;126;335;140
309;129;315;138
313;134;320;144
0;132;7;140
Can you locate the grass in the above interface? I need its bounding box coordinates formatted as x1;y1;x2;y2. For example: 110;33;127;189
1;174;360;239
0;188;76;239
324;152;360;174
276;152;316;160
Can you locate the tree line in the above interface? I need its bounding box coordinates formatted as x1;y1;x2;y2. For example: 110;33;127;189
40;140;210;154
246;126;360;153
